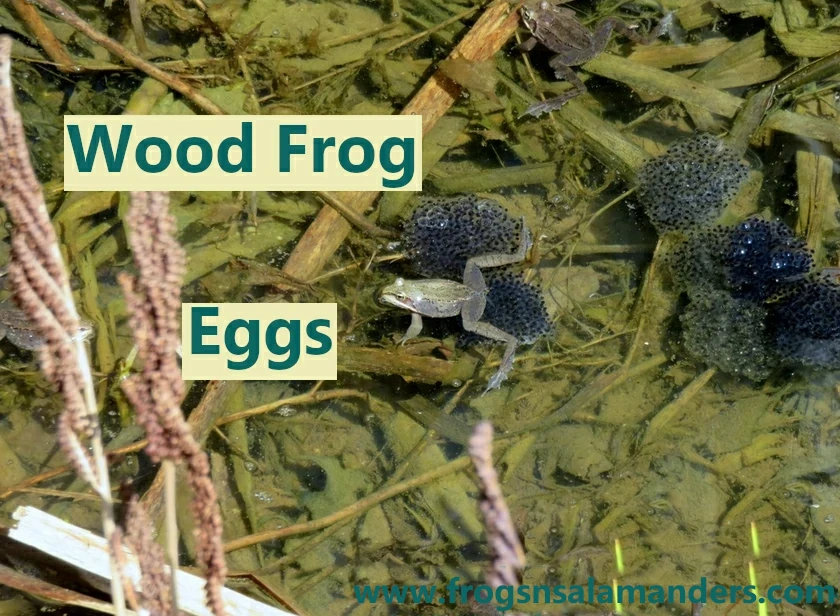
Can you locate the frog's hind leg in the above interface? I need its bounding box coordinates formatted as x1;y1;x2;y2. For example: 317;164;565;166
465;318;519;394
521;62;586;118
461;218;530;393
459;277;517;393
591;13;674;51
462;217;532;278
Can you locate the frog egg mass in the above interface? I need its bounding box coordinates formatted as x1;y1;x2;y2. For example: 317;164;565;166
459;270;552;348
403;195;523;279
681;288;777;382
669;217;813;302
397;195;551;365
667;211;840;377
637;133;749;233
768;280;840;370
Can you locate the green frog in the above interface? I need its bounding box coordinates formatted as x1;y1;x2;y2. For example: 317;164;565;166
520;0;673;117
0;303;93;351
379;218;531;393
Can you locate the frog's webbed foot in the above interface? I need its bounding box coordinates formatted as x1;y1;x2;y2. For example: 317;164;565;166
398;312;423;345
520;63;585;119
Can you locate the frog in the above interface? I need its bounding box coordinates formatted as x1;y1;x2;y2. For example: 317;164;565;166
0;303;94;351
520;0;673;117
379;218;532;393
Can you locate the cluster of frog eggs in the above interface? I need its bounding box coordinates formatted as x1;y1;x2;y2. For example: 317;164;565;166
639;133;840;378
402;195;552;346
637;133;750;234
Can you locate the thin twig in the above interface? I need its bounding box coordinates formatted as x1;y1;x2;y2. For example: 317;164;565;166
127;0;149;54
316;192;397;239
224;457;471;553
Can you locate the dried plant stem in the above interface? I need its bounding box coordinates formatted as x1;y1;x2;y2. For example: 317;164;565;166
120;192;226;615
0;35;126;615
0;439;149;500
468;422;525;590
163;459;180;614
224;456;471;553
85;388;128;616
315;191;396;239
127;0;149;54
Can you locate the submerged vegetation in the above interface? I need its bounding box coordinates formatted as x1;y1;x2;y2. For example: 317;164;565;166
0;0;840;614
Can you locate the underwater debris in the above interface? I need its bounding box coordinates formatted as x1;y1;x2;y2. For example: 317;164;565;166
670;217;813;301
637;134;749;233
403;195;523;279
769;280;840;370
460;270;552;348
681;288;777;381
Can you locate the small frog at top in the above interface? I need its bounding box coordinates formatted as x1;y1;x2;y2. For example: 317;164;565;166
520;0;673;117
379;218;531;393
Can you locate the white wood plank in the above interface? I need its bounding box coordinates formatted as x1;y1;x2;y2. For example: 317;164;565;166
9;506;294;616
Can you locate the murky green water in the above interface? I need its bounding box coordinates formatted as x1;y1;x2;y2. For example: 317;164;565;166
1;0;840;615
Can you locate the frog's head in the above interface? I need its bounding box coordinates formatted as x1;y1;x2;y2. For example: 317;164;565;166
378;278;419;311
521;0;545;24
76;318;95;343
521;0;563;31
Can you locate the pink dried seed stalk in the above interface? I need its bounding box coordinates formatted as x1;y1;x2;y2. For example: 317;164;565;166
0;34;127;614
121;490;172;614
468;421;526;590
120;191;226;615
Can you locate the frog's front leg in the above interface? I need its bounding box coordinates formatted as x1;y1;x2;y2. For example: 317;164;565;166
522;60;586;118
399;312;423;345
520;36;539;52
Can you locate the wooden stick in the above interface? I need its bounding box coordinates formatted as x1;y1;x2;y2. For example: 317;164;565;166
9;0;74;70
6;506;293;616
281;0;520;283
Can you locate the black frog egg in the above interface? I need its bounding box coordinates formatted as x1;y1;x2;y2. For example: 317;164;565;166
637;134;749;233
722;218;813;301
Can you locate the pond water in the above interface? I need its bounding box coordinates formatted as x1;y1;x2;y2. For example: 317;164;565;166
1;0;839;615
